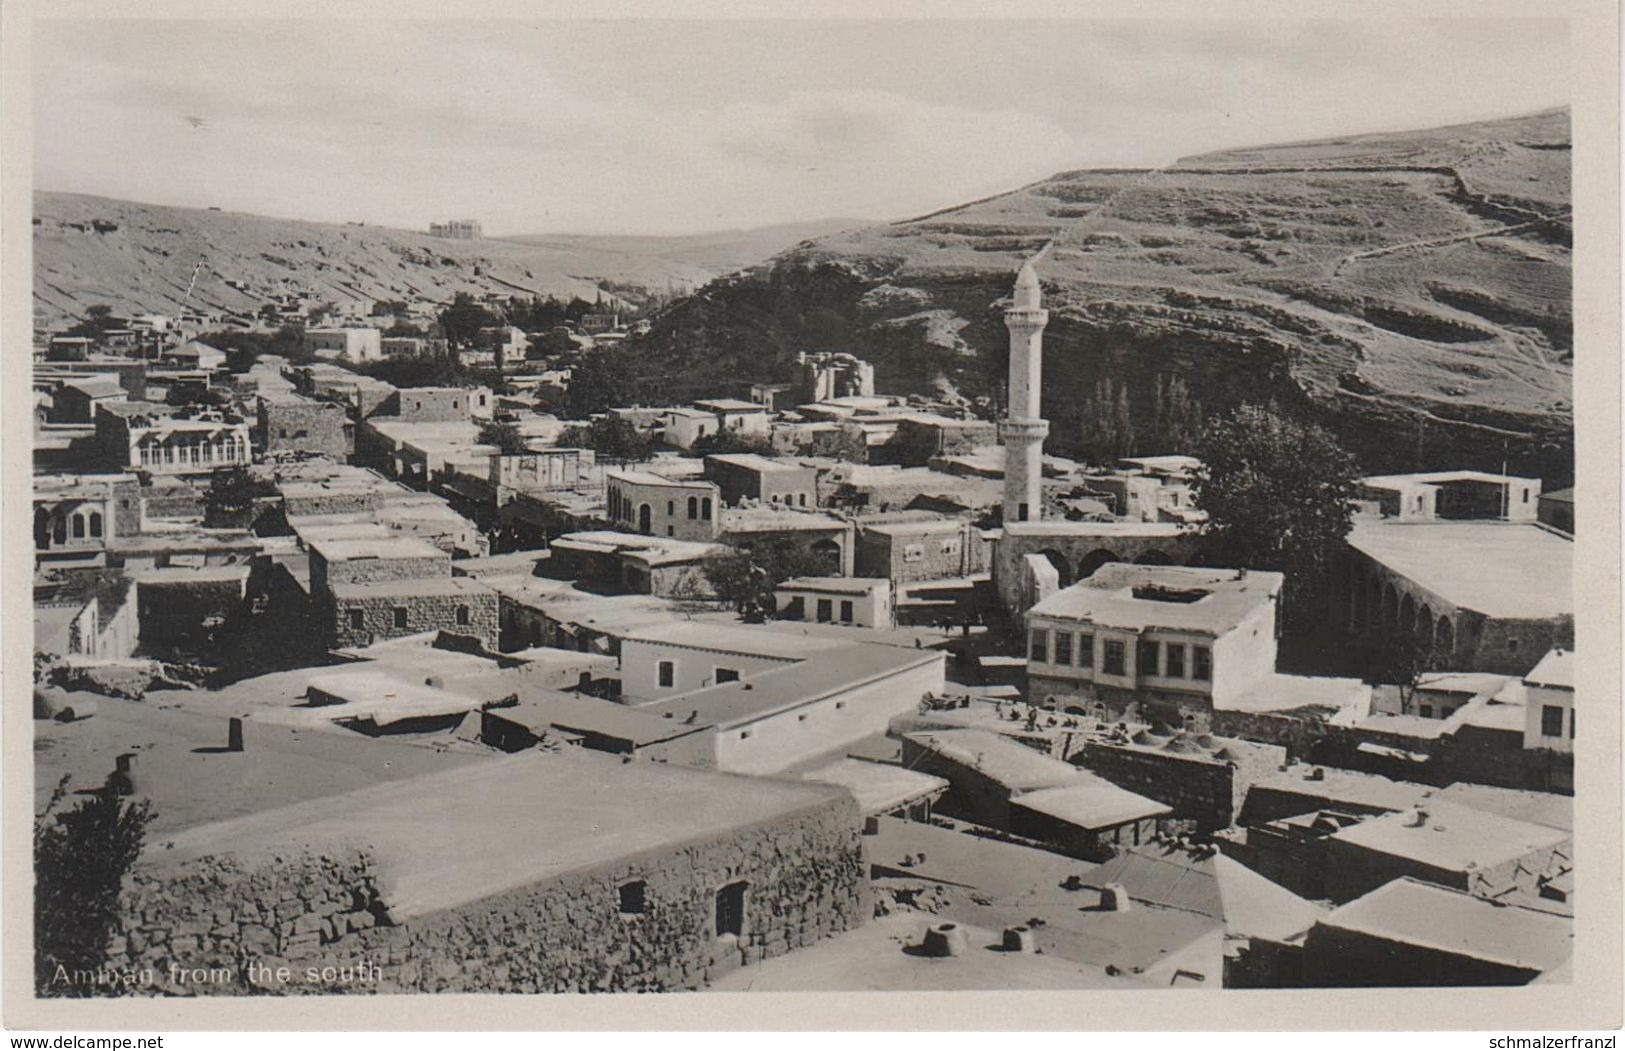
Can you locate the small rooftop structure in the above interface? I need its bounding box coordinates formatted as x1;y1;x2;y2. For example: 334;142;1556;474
1027;563;1283;636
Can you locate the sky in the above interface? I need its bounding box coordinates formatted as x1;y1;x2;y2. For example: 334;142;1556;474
33;18;1569;236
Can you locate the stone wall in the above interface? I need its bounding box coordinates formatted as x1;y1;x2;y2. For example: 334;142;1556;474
97;796;868;995
311;549;450;593
329;586;498;650
1078;743;1235;832
259;399;352;460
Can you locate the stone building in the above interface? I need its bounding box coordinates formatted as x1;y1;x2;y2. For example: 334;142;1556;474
256;391;353;460
33;473;143;566
774;576;893;629
719;508;853;577
854;517;987;584
1340;520;1573;675
1521;648;1574;754
621;623;945;774
606;470;721;541
98;750;869;993
1025;563;1367;732
392;386;494;423
305;328;383;365
1075;729;1287;832
94;403;252;477
993;520;1203;613
1536;488;1574;534
1355;471;1543;524
704;454;817;509
1298;878;1571;987
307;534;497;649
788;351;874;406
49;376;127;424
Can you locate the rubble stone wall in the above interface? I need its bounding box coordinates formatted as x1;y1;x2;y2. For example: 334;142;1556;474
259;400;352;460
329;588;498;650
98;795;867;995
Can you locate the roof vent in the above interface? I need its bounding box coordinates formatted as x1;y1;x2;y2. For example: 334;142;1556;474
1406;807;1429;828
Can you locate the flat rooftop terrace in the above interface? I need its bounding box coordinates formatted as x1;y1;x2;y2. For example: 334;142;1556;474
150;750;852;920
1349;521;1572;619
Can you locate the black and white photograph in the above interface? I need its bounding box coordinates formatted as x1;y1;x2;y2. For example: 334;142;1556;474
5;1;1620;1036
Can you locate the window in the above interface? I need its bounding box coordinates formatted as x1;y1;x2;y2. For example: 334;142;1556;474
1541;705;1564;737
817;598;833;623
940;539;958;555
455;605;470;627
1569;711;1575;738
715;882;747;939
1054;632;1073;666
657;661;675;688
618;880;646;916
1193;646;1212;681
687;497;698;520
1420;704;1434;719
839;600;854;624
1028;628;1050;663
392;608;408;629
799;493;807;506
903;544;925;563
667;501;675;516
702;498;713;520
348;609;364;630
1102;640;1126;676
667;526;674;537
71;514;85;539
1018;503;1029;522
1138;639;1161;678
1165;643;1186;678
715;668;740;684
1522;489;1530;503
1078;634;1094;669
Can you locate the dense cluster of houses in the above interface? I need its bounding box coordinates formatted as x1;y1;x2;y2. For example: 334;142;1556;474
31;267;1576;995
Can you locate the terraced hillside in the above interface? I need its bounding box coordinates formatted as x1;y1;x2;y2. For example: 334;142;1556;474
636;108;1573;481
32;193;861;328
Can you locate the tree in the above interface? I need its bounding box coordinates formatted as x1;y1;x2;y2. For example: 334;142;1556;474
564;350;640;418
372;299;409;317
203;466;274;529
35;779;153;996
701;541;828;621
1191;404;1359;630
557;417;654;465
64;304;123;342
690;429;776;457
477;420;529;455
438;293;500;345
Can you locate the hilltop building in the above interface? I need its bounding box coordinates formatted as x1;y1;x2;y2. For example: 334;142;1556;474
428;219;482;239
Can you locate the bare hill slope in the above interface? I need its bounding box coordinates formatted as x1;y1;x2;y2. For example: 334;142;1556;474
32;194;854;326
636;108;1572;481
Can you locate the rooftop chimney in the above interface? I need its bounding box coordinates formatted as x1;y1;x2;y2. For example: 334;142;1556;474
1099;883;1133;913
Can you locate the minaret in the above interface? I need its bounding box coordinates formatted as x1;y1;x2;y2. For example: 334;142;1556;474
1002;258;1049;524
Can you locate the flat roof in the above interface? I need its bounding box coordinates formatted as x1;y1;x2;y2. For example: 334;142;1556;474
903;729;1080;793
859;517;967;537
1244;765;1432;816
606;469;717;489
1214;855;1326;943
1348;521;1572;619
801;758;950;816
308;534;447;562
639;643;942;728
1359;470;1541;489
720;507;848;532
1001;521;1192;539
1221;673;1370;715
487;692;714;744
693;398;764;412
1012;779;1171;832
1029;564;1283;636
778;575;886;595
624;620;847;660
1328;800;1570;873
328;577;492;601
705;453;806;472
1433;782;1573;832
149;750;851;920
1317;877;1570;973
1523;648;1575;690
33;697;482;836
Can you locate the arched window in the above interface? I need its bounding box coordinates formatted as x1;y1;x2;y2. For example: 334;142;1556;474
687;497;698;520
53;515;67;544
71;513;86;539
88;511;103;538
701;497;712;520
638;504;652;534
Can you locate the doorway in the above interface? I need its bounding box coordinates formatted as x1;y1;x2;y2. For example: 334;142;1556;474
715;881;747;939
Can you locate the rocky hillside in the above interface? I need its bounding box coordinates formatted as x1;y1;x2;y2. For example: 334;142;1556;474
32;193;859;327
635;109;1573;482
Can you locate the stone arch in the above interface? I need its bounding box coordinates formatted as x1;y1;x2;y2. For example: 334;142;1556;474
1434;615;1455;663
1399;593;1417;637
811;537;843;574
1134;549;1174;566
1416;602;1436;642
1038;549;1073;587
1077;548;1118;580
1380;583;1398;631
